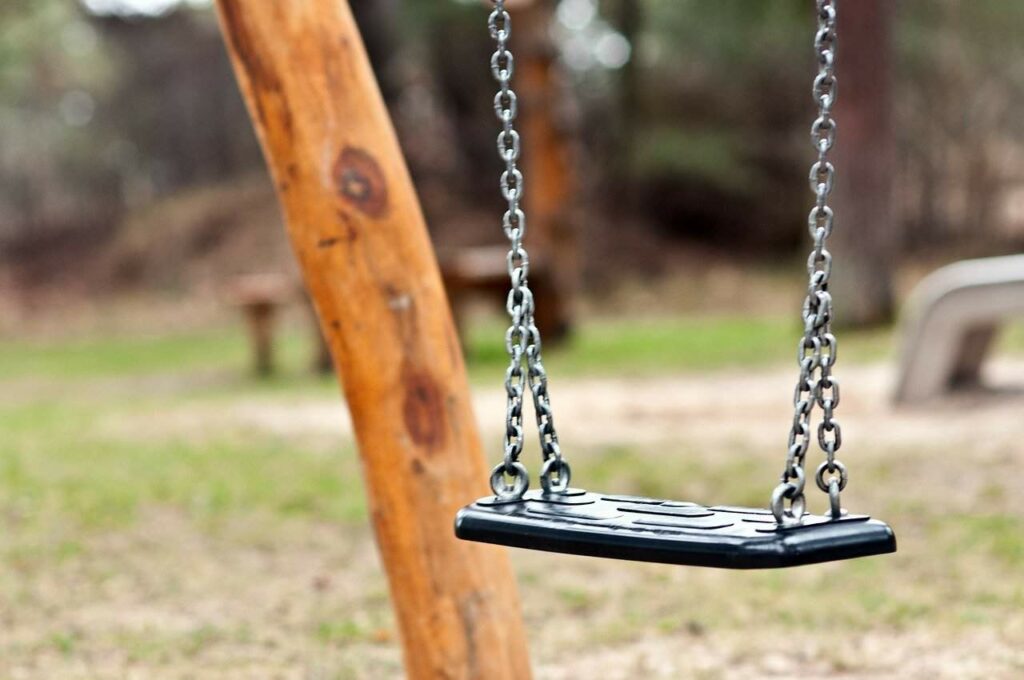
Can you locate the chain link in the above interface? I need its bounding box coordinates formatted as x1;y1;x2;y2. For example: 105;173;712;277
488;0;570;499
773;0;846;525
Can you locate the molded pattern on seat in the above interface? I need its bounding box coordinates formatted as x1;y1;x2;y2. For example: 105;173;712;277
455;489;896;569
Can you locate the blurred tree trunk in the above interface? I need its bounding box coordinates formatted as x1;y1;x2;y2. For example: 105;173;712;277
350;0;401;105
606;0;642;210
518;0;577;340
830;0;897;327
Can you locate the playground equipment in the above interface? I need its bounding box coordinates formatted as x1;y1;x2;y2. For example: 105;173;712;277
894;254;1024;402
215;0;895;676
455;0;896;568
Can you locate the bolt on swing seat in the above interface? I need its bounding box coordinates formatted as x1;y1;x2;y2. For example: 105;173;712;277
456;0;895;569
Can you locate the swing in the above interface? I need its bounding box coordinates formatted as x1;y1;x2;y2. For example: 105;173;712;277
455;0;896;569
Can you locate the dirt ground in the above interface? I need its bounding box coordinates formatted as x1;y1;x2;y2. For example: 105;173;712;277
3;358;1024;679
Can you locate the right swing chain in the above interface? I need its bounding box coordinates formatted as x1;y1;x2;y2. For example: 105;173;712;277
773;0;847;525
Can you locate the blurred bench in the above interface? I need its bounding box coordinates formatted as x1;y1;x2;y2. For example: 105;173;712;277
227;274;332;377
894;255;1024;402
439;245;571;345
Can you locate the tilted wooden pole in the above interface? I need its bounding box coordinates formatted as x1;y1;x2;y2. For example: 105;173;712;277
213;2;532;678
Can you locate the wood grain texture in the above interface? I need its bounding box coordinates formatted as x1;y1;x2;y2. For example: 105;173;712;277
213;2;532;677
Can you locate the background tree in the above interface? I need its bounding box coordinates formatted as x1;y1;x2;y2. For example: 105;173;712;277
830;0;897;326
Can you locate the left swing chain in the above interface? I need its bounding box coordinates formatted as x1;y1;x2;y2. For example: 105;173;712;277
488;0;570;499
772;0;846;525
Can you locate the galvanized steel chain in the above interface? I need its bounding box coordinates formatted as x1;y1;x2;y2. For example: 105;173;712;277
772;0;847;525
488;0;570;499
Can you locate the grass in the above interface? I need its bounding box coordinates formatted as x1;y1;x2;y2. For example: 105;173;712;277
466;313;897;378
17;308;1024;390
0;313;898;385
0;329;245;381
1;312;1024;676
0;408;364;536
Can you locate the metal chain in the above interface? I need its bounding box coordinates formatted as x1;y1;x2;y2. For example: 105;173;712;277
488;0;570;499
772;0;847;525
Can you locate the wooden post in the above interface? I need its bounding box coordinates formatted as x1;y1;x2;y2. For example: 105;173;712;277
213;3;532;678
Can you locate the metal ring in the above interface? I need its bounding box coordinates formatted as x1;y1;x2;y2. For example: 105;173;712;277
828;478;843;519
539;457;571;494
784;462;806;489
818;333;837;368
807;204;834;239
770;482;806;526
487;9;510;41
789;491;806;520
501;208;525;241
814;459;848;493
797;335;821;364
490;461;529;500
817;419;842;451
500;168;523;201
490;50;514;82
493;89;518;121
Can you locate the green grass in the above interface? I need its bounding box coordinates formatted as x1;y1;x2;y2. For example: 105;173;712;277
0;313;885;568
465;314;896;379
995;321;1024;356
9;311;1024;387
1;426;364;537
27;310;1024;392
0;311;989;544
0;329;241;380
0;386;365;547
936;514;1024;567
316;620;364;645
0;311;1016;549
2;313;1024;674
584;444;773;508
0;314;896;385
0;325;320;383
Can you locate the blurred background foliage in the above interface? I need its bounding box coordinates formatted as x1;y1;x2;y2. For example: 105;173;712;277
4;0;1024;301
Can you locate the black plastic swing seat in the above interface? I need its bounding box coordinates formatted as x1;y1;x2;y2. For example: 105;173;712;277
455;488;896;569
